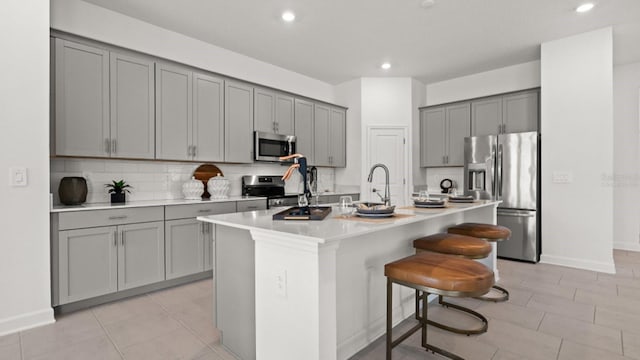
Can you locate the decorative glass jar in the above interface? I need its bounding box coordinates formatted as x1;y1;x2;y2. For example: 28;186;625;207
182;176;204;200
207;173;230;199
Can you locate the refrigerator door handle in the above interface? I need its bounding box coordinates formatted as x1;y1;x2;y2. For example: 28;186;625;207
497;144;503;199
497;209;535;217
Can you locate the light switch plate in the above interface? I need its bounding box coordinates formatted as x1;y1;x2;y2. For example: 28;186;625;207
552;171;572;184
9;167;27;186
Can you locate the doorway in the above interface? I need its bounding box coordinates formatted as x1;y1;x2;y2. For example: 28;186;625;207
365;126;408;206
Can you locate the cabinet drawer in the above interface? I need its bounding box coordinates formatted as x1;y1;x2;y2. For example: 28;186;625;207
236;199;267;212
165;201;236;220
58;207;164;230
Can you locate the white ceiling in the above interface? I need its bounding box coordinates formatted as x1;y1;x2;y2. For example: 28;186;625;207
82;0;640;85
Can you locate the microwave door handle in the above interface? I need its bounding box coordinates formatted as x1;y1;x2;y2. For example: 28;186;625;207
288;140;293;155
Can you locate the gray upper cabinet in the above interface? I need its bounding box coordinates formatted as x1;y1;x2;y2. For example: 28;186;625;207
471;90;539;136
110;52;155;159
420;103;470;167
471;96;502;137
155;63;192;161
329;108;346;167
193;72;224;162
225;81;254;163
313;104;331;166
294;99;314;163
255;89;295;136
117;221;165;290
275;93;295;135
502;90;538;133
58;226;118;304
54;39;109;157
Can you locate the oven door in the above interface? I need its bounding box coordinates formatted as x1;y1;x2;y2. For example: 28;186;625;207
254;132;296;162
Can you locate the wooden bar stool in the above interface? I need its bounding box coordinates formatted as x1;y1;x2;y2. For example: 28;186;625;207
448;223;511;302
413;233;492;335
385;252;494;360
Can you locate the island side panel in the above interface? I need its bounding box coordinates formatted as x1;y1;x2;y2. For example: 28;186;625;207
335;204;497;359
216;225;256;360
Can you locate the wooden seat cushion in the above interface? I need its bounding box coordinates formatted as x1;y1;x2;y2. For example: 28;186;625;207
448;222;511;241
413;233;491;259
385;252;494;296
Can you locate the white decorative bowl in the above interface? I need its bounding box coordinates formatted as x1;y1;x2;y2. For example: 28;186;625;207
207;173;230;199
182;176;204;200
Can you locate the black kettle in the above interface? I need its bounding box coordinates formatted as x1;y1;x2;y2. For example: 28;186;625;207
440;178;454;194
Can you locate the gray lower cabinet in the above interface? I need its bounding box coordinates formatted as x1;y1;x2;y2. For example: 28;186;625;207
470;90;539;136
294;98;315;163
57;221;164;304
225;81;254;163
420;103;470;167
236;199;267;212
165;219;205;279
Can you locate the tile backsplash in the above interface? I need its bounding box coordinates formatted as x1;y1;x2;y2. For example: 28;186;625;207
50;159;335;205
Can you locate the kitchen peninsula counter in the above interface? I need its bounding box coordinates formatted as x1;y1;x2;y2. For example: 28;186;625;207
198;200;500;360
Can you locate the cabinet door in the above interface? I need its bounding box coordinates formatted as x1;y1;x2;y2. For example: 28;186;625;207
193;72;224;161
446;103;471;166
421;107;446;167
165;219;204;279
110;52;155;159
502;91;538;133
254;88;275;133
225;81;254;163
117;221;165;290
329;108;346;167
58;226;117;304
294;99;314;164
155;64;192;161
275;93;295;135
313;104;331;166
204;223;215;272
54;39;109;157
471;97;502;136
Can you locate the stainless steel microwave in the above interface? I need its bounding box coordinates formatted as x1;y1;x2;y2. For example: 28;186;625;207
254;131;296;162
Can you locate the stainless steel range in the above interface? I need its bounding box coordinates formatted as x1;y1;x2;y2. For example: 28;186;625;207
242;175;298;208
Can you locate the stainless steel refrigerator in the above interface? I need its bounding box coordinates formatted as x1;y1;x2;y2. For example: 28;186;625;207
464;131;539;262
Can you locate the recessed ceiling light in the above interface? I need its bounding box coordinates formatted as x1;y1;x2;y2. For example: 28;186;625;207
420;0;436;8
281;11;295;22
381;63;391;70
576;3;595;13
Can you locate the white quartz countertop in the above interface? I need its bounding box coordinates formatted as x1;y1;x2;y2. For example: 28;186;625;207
51;196;267;213
198;200;500;244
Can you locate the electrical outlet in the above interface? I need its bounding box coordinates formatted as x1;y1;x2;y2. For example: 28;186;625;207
9;167;27;187
275;268;287;298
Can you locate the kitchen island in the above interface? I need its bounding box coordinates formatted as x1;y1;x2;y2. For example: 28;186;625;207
198;200;500;360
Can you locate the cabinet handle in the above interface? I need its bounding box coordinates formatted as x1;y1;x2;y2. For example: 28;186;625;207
105;138;111;153
198;209;212;213
121;231;125;246
114;231;117;247
188;145;192;157
108;215;127;220
246;206;257;209
112;139;116;154
192;145;197;158
502;124;506;133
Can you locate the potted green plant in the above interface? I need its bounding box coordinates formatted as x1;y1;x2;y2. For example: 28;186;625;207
105;179;132;203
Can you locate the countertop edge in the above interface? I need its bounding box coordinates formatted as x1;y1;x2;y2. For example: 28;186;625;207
51;196;268;213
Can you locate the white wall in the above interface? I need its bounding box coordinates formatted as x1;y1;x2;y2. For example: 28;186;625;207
334;79;363;191
612;61;640;251
423;61;541;193
426;61;541;106
50;0;336;103
0;0;55;335
540;28;615;273
411;79;427;188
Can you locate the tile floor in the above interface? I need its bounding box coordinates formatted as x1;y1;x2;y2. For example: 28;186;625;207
0;250;639;359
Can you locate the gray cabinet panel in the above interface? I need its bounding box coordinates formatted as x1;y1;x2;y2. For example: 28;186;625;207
54;39;109;157
471;97;502;137
155;64;192;160
58;226;118;304
502;91;538;133
446;103;471;166
165;201;236;220
193;73;224;162
204;223;215;272
118;221;165;290
165;219;204;279
58;206;164;230
225;81;254;163
294;99;314;164
236;199;267;212
421;107;446;167
110;52;155;159
330;108;346;167
313;104;331;166
275;94;295;135
254;88;275;133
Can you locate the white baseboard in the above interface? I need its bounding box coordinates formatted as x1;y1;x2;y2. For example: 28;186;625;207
614;241;640;252
0;308;55;337
540;254;615;274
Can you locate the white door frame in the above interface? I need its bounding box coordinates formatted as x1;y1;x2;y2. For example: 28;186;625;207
363;125;410;205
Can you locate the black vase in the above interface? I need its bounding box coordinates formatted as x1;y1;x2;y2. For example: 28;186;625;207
58;177;88;205
110;193;126;203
